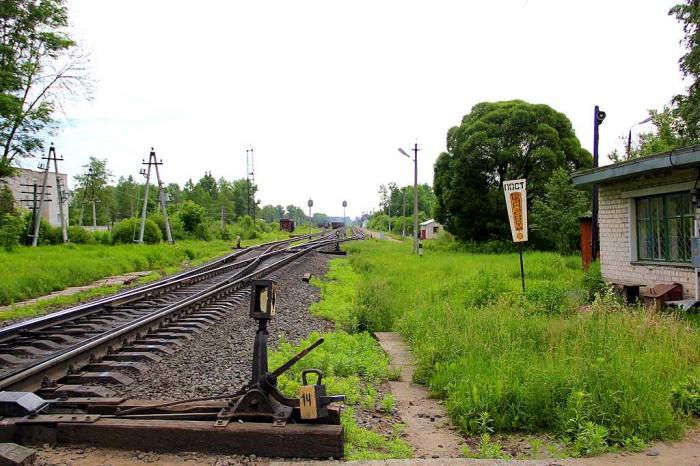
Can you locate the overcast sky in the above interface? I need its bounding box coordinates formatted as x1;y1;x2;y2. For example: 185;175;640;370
38;0;688;219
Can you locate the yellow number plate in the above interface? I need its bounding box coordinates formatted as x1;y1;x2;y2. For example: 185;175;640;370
298;385;317;420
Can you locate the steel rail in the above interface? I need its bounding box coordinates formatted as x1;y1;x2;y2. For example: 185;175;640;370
0;231;356;391
0;232;325;344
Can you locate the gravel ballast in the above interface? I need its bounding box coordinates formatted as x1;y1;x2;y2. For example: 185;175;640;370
114;250;333;400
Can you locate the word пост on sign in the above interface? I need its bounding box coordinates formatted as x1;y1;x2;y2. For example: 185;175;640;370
503;179;528;243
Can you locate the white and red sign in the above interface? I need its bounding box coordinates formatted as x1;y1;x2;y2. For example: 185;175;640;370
503;179;528;243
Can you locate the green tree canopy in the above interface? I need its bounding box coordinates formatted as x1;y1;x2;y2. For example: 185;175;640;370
0;0;90;178
608;107;685;164
377;182;435;218
433;100;592;242
670;0;700;143
70;156;113;226
530;168;590;253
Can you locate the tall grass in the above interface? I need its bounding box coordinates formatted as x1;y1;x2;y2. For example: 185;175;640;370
0;232;292;306
330;239;700;453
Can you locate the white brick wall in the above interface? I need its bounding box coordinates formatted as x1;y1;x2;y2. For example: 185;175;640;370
4;167;69;227
599;168;697;298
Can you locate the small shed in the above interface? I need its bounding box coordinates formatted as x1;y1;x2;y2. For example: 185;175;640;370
572;146;700;305
419;219;442;240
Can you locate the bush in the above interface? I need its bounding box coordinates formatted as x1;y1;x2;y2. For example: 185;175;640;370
0;213;24;251
670;367;700;416
193;222;213;241
582;261;606;302
150;211;185;240
67;226;96;244
177;200;206;233
93;230;112;245
424;237;516;254
112;218;162;244
38;219;62;245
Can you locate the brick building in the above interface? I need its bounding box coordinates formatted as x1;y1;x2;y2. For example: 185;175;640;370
572;146;700;302
4;167;69;226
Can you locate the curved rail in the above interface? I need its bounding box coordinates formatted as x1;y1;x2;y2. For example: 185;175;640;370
0;229;359;391
0;232;326;344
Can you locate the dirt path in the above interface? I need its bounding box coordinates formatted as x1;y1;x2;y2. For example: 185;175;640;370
374;332;464;459
359;228;402;242
0;271;152;312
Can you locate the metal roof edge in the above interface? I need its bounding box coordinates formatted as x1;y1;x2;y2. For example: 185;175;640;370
571;145;700;186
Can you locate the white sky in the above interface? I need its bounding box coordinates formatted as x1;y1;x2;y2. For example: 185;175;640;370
40;0;688;218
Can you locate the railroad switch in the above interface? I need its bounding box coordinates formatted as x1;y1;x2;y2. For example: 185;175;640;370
214;279;344;426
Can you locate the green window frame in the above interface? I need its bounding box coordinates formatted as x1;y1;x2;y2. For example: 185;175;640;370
636;191;693;263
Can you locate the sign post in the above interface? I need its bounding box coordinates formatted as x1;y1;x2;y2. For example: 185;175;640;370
503;179;528;292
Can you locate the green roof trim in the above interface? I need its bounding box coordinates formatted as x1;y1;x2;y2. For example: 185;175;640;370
571;145;700;186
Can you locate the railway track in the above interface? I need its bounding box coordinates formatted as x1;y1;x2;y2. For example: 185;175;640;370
0;227;364;459
0;229;360;393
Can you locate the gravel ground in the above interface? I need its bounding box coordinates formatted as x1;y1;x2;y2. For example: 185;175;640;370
113;251;333;400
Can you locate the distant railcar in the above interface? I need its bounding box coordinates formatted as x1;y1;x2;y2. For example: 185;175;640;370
279;218;295;232
331;222;345;229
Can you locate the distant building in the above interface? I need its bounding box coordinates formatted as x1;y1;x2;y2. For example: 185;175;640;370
4;167;69;226
572;146;700;305
419;219;442;240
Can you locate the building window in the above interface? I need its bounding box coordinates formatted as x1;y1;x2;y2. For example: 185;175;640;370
636;192;693;263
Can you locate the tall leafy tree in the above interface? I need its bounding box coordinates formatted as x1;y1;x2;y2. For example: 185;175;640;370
433;100;592;242
285;204;306;225
530;168;590;253
608;107;684;163
70;157;112;225
670;0;700;142
0;0;91;178
112;175;140;219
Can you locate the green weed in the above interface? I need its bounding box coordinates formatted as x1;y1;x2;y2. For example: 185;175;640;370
529;437;543;459
381;393;396;414
463;433;510;459
571;422;609;457
341;407;413;460
269;332;411;460
363;386;377;410
332;240;700;453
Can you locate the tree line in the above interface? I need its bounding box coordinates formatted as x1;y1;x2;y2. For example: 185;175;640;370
434;3;700;253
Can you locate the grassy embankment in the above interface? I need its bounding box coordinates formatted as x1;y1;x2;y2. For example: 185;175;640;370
307;238;700;458
0;231;292;320
270;332;412;460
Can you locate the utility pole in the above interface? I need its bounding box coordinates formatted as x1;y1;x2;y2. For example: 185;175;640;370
51;147;68;243
84;166;97;231
387;195;392;232
401;188;406;239
592;106;606;264
32;143;68;246
246;146;255;222
78;189;84;226
20;183;51;243
412;143;418;254
138;148;174;244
